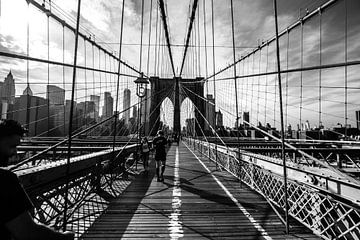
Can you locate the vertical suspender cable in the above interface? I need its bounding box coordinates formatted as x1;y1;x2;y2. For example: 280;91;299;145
47;12;50;136
138;0;145;140
265;44;269;124
257;48;261;124
92;43;95;126
273;0;289;234
154;2;159;75
84;39;87;127
319;9;322;128
300;20;304;129
26;2;31;135
63;0;81;231
145;0;153;135
230;0;240;151
344;0;348;137
203;0;208;87
63;25;66;136
197;3;201;76
211;0;216;124
139;0;145;72
285;30;289;128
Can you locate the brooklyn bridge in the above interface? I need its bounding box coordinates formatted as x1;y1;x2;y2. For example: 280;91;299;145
0;0;359;239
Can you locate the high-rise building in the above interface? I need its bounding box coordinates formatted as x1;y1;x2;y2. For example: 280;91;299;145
64;100;79;133
140;89;151;133
133;105;138;121
50;104;65;136
205;94;215;131
356;110;360;130
123;88;131;124
23;85;33;96
47;85;65;105
102;92;113;118
216;110;223;127
13;87;48;136
2;71;15;104
90;95;100;121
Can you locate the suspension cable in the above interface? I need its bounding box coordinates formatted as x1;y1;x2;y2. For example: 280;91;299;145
158;0;176;76
179;0;199;77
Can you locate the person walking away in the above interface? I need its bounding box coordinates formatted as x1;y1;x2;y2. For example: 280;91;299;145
141;137;150;173
152;130;167;182
0;119;74;240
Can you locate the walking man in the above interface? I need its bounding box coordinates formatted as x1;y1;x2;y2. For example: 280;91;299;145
152;130;167;182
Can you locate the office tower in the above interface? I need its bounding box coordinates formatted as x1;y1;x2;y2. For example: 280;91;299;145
47;85;65;105
205;94;215;131
13;87;48;136
50;104;65;136
23;85;33;96
2;71;15;104
140;89;151;133
102;92;113;118
133;105;138;121
356;110;360;130
90;95;100;121
123;88;131;124
216;110;223;127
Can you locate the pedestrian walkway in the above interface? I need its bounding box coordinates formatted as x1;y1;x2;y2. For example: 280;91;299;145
81;142;319;239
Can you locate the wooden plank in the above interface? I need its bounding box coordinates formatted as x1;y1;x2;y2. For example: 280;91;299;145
81;143;319;239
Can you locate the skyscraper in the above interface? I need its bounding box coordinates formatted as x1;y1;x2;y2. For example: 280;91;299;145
140;89;151;133
90;95;100;121
2;71;15;104
102;92;113;118
47;85;65;105
133;105;138;121
356;110;360;130
123;88;131;124
205;94;215;131
13;87;48;136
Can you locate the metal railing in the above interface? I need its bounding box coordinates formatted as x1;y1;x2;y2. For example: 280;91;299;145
185;138;360;240
16;143;139;238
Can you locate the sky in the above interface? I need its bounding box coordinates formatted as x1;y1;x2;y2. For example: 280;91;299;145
0;0;359;131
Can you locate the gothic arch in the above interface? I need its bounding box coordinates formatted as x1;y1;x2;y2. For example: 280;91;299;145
148;77;205;136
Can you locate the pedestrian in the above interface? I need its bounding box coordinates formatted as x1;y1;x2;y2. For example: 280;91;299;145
0;119;74;240
152;130;168;182
141;137;150;173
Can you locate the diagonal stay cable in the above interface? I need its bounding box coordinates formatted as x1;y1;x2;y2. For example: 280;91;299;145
158;0;176;77
179;0;199;77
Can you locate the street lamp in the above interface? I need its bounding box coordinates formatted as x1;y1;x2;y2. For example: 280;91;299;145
134;73;149;98
134;73;149;138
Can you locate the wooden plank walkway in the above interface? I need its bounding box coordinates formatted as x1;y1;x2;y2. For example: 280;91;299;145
81;142;319;239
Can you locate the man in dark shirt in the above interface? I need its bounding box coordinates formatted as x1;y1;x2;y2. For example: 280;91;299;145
152;130;168;182
0;119;74;239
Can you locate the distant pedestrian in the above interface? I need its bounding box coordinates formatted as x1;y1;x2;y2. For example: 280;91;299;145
0;119;74;240
141;137;150;173
152;130;168;182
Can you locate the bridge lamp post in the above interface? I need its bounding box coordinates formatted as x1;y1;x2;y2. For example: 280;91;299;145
134;74;149;138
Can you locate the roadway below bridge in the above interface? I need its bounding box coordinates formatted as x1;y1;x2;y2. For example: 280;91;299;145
81;142;318;239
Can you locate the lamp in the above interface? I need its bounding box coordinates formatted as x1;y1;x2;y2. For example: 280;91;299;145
134;73;149;98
